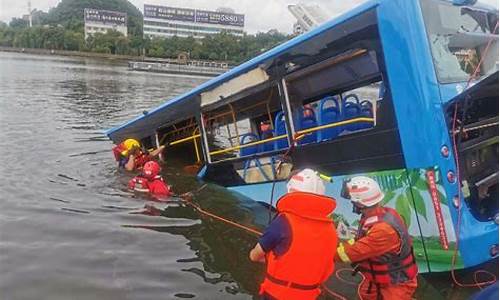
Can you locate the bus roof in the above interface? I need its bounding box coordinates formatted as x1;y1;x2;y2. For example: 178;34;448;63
105;0;380;143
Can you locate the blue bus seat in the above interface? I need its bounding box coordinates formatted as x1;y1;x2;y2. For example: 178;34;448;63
260;129;275;152
297;107;318;144
274;111;289;150
358;100;374;129
318;96;341;141
342;94;361;131
239;133;259;156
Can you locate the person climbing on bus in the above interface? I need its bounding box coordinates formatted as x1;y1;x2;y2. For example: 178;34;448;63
249;168;338;300
112;138;165;171
336;176;418;300
128;161;172;199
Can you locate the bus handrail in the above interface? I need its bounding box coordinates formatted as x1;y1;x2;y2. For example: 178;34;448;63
169;134;201;146
208;117;374;156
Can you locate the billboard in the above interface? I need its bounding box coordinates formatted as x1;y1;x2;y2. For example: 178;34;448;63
144;4;244;27
84;9;127;25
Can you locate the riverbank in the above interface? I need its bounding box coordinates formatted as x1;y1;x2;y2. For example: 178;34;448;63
0;46;138;63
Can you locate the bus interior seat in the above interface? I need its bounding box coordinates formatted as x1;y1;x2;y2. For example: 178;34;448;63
274;111;289;150
297;107;318;144
319;96;341;141
239;133;259;156
359;100;374;129
260;128;275;152
342;94;362;131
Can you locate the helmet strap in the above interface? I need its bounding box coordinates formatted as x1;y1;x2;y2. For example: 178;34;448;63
352;203;363;215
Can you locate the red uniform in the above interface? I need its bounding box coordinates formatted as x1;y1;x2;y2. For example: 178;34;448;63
336;206;418;300
128;175;172;199
112;142;151;170
260;191;338;300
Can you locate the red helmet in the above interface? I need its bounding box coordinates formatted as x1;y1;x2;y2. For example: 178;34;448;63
143;161;161;179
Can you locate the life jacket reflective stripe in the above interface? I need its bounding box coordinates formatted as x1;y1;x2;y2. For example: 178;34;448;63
356;207;418;285
128;176;152;192
128;175;171;196
260;192;338;300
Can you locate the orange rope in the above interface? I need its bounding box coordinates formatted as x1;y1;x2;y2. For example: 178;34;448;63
180;199;263;236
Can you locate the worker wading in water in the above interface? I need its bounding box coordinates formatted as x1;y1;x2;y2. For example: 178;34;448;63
249;169;338;300
112;138;165;171
336;176;418;300
128;161;172;200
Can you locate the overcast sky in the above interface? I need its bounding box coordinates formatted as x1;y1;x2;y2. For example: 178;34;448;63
0;0;498;34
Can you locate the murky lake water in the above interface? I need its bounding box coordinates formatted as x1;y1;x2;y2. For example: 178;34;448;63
0;52;495;300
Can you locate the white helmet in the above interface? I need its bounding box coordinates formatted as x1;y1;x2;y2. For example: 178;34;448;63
287;168;326;195
343;176;384;207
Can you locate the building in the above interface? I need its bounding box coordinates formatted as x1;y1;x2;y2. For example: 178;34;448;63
143;4;245;39
288;3;329;34
84;9;127;39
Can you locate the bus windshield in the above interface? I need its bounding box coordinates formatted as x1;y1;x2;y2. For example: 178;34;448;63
420;0;499;83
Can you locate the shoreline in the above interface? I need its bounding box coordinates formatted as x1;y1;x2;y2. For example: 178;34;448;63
0;46;141;63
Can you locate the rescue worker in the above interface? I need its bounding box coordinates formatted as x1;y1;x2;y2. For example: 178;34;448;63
128;161;172;199
249;168;338;300
112;138;165;171
336;176;418;300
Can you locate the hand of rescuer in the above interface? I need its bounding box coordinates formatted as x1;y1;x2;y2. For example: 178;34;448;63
249;243;266;263
335;222;401;263
149;145;165;158
124;146;141;171
124;153;136;171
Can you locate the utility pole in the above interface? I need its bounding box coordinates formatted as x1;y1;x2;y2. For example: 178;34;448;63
28;1;33;27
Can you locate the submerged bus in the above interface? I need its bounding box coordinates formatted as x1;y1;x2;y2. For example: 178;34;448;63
106;0;499;273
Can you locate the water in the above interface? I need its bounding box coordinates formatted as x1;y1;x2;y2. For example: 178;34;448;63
0;52;495;300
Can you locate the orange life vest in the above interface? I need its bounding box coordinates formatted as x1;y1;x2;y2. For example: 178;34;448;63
356;207;418;285
260;192;338;300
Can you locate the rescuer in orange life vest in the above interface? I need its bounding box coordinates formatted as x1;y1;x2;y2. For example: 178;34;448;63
112;138;165;171
249;168;338;300
336;176;418;300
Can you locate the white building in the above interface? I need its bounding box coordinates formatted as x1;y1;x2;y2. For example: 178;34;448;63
288;3;329;34
143;4;245;39
84;9;127;39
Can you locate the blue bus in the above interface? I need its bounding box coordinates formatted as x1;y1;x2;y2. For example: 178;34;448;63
106;0;499;273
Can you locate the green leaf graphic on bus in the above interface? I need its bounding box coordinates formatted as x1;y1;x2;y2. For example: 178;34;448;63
371;169;448;223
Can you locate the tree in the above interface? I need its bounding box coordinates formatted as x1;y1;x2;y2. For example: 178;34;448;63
63;30;84;51
9;18;28;29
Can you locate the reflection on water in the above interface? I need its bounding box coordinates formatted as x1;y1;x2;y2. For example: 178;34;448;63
0;52;496;300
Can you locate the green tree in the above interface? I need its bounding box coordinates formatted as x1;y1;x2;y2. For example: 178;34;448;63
63;30;84;51
9;18;28;29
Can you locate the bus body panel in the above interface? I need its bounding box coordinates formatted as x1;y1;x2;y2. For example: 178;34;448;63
377;0;498;268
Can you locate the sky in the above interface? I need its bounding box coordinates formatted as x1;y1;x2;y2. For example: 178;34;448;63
0;0;498;34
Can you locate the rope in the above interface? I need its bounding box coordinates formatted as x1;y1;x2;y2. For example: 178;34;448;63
268;133;305;224
449;20;498;289
183;200;263;236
